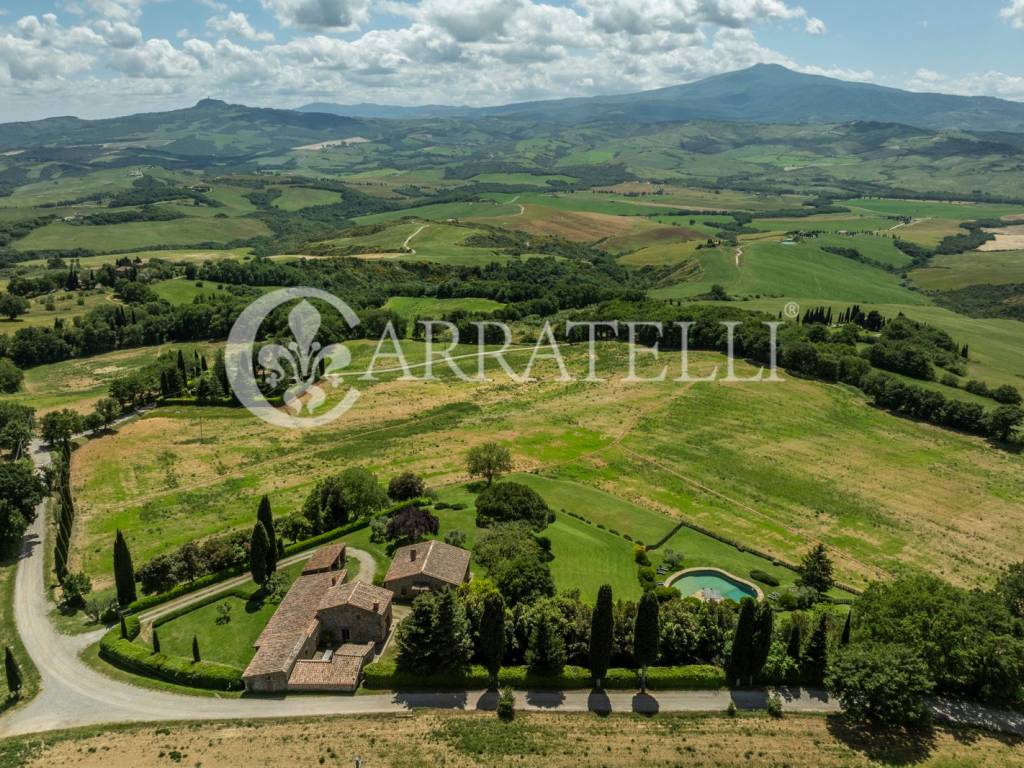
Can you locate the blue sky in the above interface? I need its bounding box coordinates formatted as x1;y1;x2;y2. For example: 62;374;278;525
1;0;1023;121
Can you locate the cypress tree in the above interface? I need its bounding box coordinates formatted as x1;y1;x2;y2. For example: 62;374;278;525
802;614;829;685
113;530;137;606
152;628;161;654
4;647;22;697
526;610;566;676
729;597;757;686
250;522;270;586
589;584;614;689
192;635;200;663
633;591;660;692
257;496;277;574
786;622;802;662
750;603;775;686
479;591;506;689
840;610;852;646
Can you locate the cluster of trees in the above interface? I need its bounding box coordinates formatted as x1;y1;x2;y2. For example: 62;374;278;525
299;468;389;535
474;481;551;530
394;581;735;687
135;528;250;595
474;523;555;606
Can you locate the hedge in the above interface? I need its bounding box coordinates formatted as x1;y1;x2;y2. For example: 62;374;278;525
362;660;726;691
99;619;243;691
749;570;781;587
121;501;425;616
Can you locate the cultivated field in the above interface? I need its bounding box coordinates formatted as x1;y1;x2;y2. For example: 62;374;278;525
4;712;1022;768
68;343;1024;591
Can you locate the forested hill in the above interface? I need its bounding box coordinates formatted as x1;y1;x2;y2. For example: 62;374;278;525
301;64;1024;133
0;99;370;156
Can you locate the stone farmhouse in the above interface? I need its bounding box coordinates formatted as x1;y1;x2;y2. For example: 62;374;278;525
242;543;394;693
383;540;471;598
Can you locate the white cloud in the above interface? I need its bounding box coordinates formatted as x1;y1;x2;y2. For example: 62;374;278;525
94;19;143;48
908;67;1024;101
207;11;274;42
1000;0;1024;29
110;38;200;78
261;0;369;30
805;17;826;35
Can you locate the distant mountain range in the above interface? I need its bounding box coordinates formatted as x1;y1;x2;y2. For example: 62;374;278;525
300;64;1024;133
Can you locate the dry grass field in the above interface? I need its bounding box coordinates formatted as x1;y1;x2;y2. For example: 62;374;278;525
68;342;1024;591
6;712;1022;768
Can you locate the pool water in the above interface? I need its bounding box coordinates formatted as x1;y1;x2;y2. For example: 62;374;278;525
671;570;758;602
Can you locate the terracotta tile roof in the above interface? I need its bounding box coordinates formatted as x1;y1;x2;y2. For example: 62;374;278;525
286;644;374;690
303;542;347;575
244;571;341;679
384;540;470;586
317;580;393;614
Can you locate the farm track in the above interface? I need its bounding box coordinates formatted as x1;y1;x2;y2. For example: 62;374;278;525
401;223;429;254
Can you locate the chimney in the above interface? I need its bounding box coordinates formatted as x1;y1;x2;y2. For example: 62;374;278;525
373;601;380;612
410;548;417;561
331;575;338;586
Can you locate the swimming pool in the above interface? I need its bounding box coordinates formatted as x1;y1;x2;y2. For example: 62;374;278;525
668;568;761;602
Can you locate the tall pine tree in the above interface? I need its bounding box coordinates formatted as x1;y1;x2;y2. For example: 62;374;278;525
4;647;22;697
479;591;506;689
250;522;270;586
113;530;137;606
633;591;660;692
257;495;277;574
589;584;614;689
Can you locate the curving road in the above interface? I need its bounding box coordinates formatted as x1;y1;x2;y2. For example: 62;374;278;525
1;441;1021;739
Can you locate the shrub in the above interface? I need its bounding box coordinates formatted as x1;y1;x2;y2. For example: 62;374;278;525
497;687;515;721
750;570;780;587
444;529;468;548
726;700;737;717
766;692;783;718
99;621;243;691
634;545;651;566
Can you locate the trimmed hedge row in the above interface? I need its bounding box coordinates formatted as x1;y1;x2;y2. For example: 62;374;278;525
98;618;243;691
749;569;780;587
121;501;425;616
362;660;725;691
151;587;252;629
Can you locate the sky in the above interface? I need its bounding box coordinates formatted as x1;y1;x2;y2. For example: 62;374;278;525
1;0;1023;122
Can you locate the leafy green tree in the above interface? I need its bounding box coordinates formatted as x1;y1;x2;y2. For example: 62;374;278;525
194;371;223;404
633;591;660;691
302;468;387;532
826;643;934;725
988;405;1023;442
395;594;436;674
113;529;137;605
492;554;555;606
802;614;829;685
384;505;439;545
0;358;23;394
474;482;551;530
466;442;512;486
0;292;29;320
388;472;426;501
4;646;22;697
0;460;46;549
479;591;506;688
93;397;121;431
526;607;566;676
798;544;835;594
40;409;83;449
250;521;270;586
589;584;614;688
995;562;1024;618
60;571;92;609
256;495;277;574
